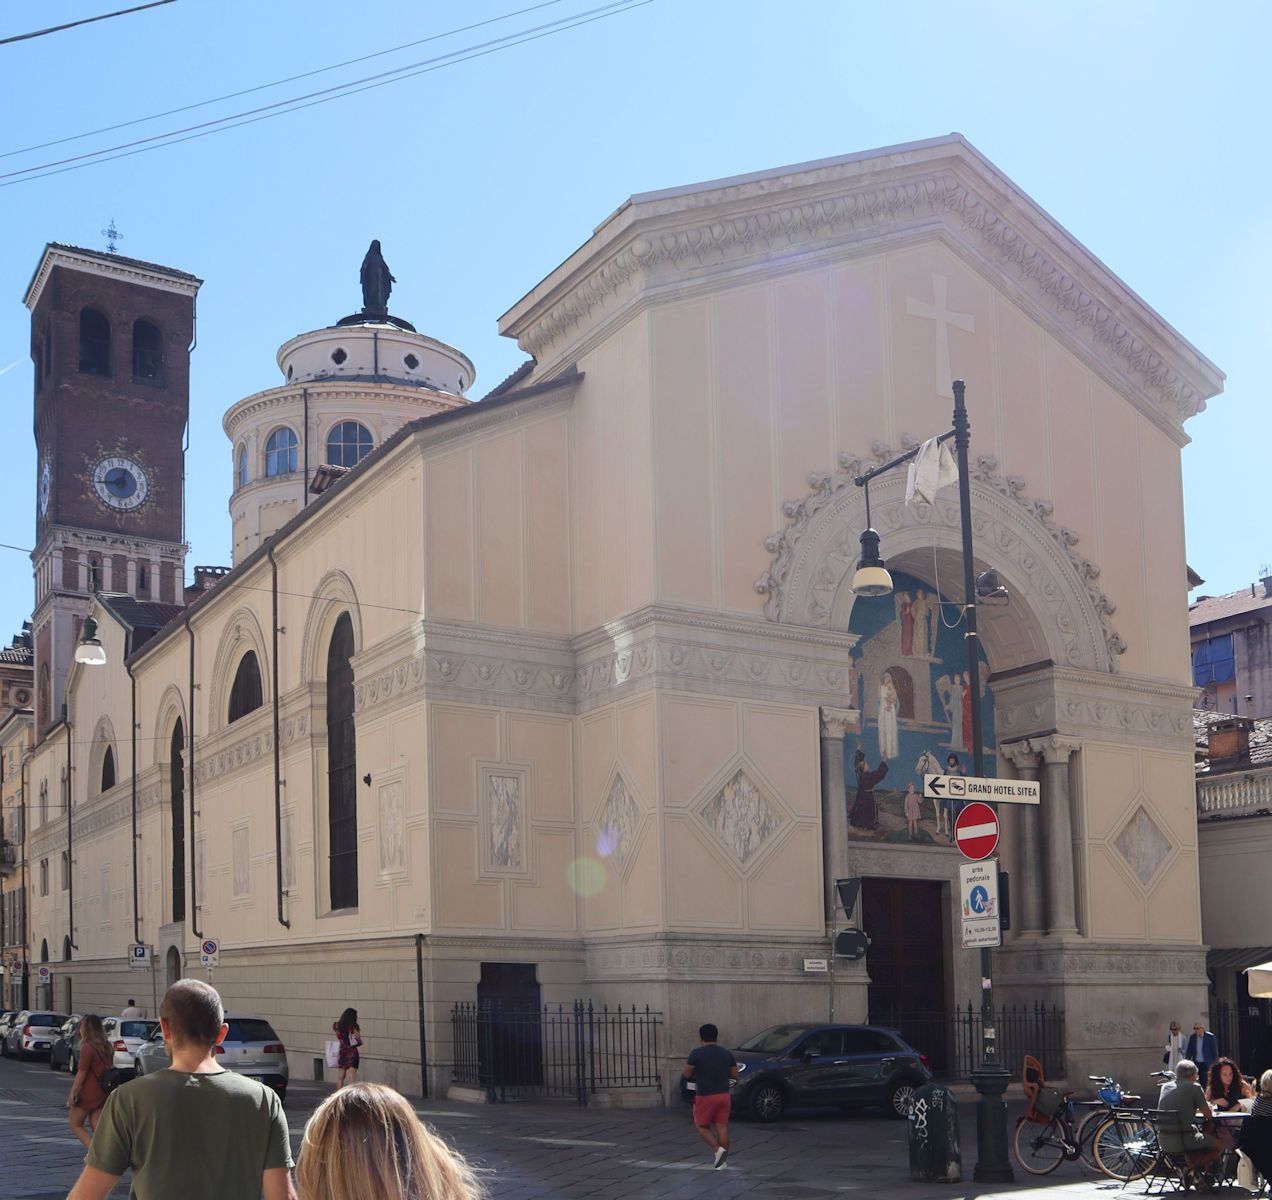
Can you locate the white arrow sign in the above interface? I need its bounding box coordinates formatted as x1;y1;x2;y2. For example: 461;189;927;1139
924;773;1039;804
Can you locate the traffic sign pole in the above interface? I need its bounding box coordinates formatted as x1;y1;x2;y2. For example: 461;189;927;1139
952;380;1013;1183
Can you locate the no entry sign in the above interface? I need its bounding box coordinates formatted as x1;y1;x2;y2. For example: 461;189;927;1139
954;802;999;861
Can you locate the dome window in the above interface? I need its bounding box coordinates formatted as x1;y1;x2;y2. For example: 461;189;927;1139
404;353;419;370
331;348;348;365
265;427;299;477
326;421;373;468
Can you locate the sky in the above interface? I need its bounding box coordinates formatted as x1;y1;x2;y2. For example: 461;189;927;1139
1;0;1269;642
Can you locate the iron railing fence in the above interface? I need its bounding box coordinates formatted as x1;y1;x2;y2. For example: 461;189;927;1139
869;1002;1065;1082
451;1000;662;1105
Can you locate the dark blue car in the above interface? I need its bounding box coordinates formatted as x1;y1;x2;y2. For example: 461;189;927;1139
682;1023;931;1122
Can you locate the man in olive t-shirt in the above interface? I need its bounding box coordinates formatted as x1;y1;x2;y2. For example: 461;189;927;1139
67;979;294;1200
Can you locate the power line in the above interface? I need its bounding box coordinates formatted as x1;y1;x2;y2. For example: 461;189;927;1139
0;0;176;47
1;0;566;160
0;0;650;186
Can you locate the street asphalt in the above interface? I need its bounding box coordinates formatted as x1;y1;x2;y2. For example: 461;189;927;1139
1;1053;1256;1198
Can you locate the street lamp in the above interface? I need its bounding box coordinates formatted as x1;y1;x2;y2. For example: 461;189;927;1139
850;485;894;598
850;380;1014;1183
74;618;106;666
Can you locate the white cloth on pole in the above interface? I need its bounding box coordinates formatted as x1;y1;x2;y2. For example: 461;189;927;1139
905;436;959;507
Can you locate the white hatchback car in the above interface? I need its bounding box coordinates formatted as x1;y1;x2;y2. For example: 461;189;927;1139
101;1016;159;1076
133;1012;289;1102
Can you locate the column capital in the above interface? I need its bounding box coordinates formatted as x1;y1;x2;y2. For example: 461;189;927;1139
1000;740;1040;772
820;706;860;739
1033;734;1082;765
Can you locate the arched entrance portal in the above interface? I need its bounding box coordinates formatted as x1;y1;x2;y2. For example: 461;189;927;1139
165;946;182;988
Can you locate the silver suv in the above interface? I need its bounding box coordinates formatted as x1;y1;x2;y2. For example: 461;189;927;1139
133;1012;289;1102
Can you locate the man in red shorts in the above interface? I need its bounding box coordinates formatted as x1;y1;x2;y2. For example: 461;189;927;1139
683;1023;739;1168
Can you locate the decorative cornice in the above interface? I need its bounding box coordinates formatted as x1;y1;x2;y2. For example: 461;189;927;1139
755;443;1126;672
992;665;1195;750
584;933;861;982
995;943;1207;984
505;155;1220;434
353;607;857;719
25;245;201;310
193;709;310;785
223;380;465;438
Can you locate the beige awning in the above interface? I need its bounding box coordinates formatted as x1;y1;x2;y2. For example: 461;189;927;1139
1244;961;1272;998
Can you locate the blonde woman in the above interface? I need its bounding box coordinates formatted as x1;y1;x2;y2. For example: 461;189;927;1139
67;1014;112;1148
298;1083;481;1200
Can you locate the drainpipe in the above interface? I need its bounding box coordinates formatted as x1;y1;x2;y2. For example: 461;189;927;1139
66;711;76;952
19;751;29;1009
416;933;429;1098
185;618;202;940
302;387;310;508
126;659;140;944
267;548;290;929
373;329;379;377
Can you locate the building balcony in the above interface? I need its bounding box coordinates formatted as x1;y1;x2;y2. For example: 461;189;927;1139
0;841;15;877
1198;771;1272;818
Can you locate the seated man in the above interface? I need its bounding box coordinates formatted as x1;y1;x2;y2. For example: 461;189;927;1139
1159;1059;1233;1185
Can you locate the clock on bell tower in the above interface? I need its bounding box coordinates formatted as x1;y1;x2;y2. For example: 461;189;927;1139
24;243;202;735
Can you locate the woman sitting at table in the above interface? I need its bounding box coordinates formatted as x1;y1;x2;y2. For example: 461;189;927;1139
1208;1057;1255;1111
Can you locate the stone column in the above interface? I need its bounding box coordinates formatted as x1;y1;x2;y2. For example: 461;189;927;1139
1001;740;1043;933
819;707;858;923
1036;735;1081;936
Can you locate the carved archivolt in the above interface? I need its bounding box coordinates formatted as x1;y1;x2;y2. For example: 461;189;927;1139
299;569;363;682
756;444;1126;674
206;607;271;732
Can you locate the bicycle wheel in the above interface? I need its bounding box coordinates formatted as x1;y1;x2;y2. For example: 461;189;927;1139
1092;1114;1158;1182
1013;1114;1068;1175
1074;1106;1107;1169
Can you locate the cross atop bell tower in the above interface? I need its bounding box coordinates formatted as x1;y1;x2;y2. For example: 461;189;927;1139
24;243;202;738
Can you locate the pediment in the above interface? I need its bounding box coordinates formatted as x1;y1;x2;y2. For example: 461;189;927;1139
501;135;1222;442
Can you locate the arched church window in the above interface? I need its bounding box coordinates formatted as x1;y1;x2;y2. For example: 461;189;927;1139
236;446;248;490
38;663;50;729
39;938;48;962
326;612;358;910
78;308;111;376
132;319;163;383
326;421;372;469
100;744;115;793
63;935;71;961
227;651;263;723
170;720;185;923
265;427;298;477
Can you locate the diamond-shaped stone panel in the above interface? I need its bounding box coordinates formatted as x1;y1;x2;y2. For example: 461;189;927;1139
698;768;783;865
1113;805;1172;886
597;773;642;864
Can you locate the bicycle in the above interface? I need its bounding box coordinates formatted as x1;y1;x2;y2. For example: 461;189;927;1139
1012;1074;1156;1180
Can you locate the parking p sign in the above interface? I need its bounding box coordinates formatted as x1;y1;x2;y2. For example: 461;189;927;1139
200;938;219;968
128;943;151;969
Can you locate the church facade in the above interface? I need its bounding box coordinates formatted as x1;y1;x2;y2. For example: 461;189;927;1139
16;135;1222;1098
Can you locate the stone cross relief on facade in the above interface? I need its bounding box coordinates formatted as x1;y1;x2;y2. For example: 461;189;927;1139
906;273;975;399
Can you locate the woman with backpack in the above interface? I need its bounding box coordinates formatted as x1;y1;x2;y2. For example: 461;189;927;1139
66;1014;112;1147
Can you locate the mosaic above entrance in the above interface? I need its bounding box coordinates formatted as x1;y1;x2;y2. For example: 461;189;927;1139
843;570;996;846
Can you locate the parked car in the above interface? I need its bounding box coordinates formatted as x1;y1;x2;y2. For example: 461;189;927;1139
5;1011;69;1060
101;1017;158;1078
681;1023;932;1122
48;1013;84;1072
0;1011;18;1055
134;1013;288;1102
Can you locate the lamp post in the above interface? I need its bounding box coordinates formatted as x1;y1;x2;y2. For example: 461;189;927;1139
851;380;1013;1183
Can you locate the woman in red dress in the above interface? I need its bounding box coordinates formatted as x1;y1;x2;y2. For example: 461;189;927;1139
67;1014;113;1148
333;1007;363;1090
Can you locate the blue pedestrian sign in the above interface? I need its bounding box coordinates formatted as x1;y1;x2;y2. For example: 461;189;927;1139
958;860;1001;949
969;885;991;915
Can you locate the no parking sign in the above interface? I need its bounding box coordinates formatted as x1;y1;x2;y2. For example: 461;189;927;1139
200;938;219;968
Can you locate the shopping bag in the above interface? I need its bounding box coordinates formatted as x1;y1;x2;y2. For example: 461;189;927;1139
324;1040;341;1068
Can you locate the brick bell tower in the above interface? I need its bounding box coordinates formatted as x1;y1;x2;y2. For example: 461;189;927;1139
24;244;202;737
